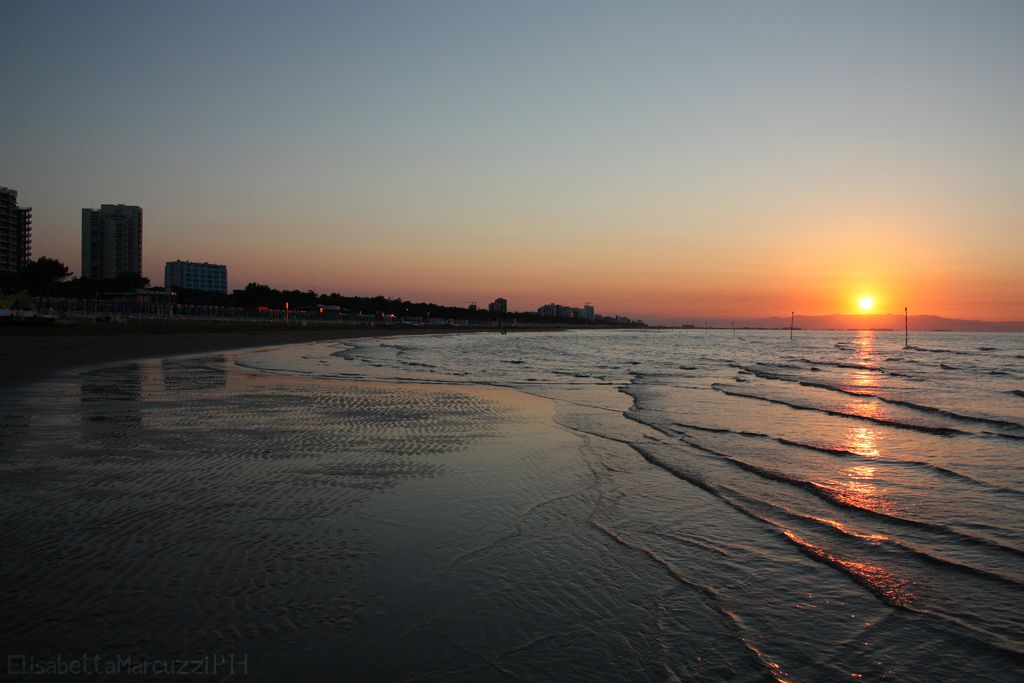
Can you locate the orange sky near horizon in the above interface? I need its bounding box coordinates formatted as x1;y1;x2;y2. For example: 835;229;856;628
92;189;1014;322
108;198;1019;322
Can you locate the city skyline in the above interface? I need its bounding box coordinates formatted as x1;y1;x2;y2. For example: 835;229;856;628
4;1;1023;323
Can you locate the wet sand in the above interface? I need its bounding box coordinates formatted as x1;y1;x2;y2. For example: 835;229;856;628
0;323;515;388
0;349;642;680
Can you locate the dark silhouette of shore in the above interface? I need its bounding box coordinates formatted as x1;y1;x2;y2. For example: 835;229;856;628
0;323;567;388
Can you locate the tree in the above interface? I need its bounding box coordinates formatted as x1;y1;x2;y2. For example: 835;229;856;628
20;257;72;295
113;271;150;290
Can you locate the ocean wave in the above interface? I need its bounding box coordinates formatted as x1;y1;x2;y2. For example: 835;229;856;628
878;397;1023;431
779;528;913;607
400;360;437;369
987;431;1024;442
567;402;1024;650
588;518;786;680
909;345;976;356
737;494;1024;588
757;366;1019;430
772;438;1024;496
909;345;952;354
672;421;774;440
711;384;965;436
551;370;593;378
742;366;1023;432
797;358;883;372
757;361;804;370
749;435;1023;495
676;436;1024;562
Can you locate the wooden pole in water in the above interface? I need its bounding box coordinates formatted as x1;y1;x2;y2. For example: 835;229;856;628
732;321;735;337
905;306;909;349
790;311;794;340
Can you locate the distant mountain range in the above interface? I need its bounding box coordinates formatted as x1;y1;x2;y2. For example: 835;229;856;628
668;314;1024;332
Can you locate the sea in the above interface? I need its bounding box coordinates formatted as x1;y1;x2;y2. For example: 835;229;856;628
2;329;1022;681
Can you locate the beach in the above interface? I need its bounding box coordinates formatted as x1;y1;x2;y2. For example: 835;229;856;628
2;329;1023;681
1;338;657;680
0;323;519;388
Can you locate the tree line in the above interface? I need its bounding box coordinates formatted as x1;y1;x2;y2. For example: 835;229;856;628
2;256;643;325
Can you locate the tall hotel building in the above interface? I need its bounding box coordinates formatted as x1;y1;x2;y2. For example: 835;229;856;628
0;186;32;274
164;260;228;294
81;204;143;279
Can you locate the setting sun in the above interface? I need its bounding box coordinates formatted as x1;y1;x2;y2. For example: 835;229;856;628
859;296;875;312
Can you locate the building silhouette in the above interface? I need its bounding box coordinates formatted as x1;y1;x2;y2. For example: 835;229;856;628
81;204;142;279
539;302;597;320
0;186;32;274
164;260;228;294
488;297;507;313
538;303;575;318
581;303;595;321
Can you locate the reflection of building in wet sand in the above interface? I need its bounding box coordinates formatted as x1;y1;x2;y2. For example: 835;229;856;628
160;356;229;392
75;358;233;452
79;363;145;446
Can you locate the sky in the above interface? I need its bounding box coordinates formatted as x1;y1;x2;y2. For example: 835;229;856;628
3;0;1022;322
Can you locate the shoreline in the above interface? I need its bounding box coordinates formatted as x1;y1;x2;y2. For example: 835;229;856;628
0;322;563;389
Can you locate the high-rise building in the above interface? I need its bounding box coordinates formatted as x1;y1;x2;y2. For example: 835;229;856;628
81;204;143;279
570;305;596;321
0;186;32;274
164;260;228;294
488;297;507;313
539;302;595;319
538;303;575;318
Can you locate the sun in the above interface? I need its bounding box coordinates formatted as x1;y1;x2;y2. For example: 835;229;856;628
858;296;875;312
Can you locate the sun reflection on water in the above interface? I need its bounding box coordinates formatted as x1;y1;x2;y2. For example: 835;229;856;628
783;529;912;607
807;514;888;542
818;420;899;515
846;331;882;391
845;464;876;479
824;477;897;516
846;426;880;458
849;369;876;389
852;330;876;360
842;397;886;425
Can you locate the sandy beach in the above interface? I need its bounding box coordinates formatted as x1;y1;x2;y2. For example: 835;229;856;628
0;322;522;388
0;342;634;680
